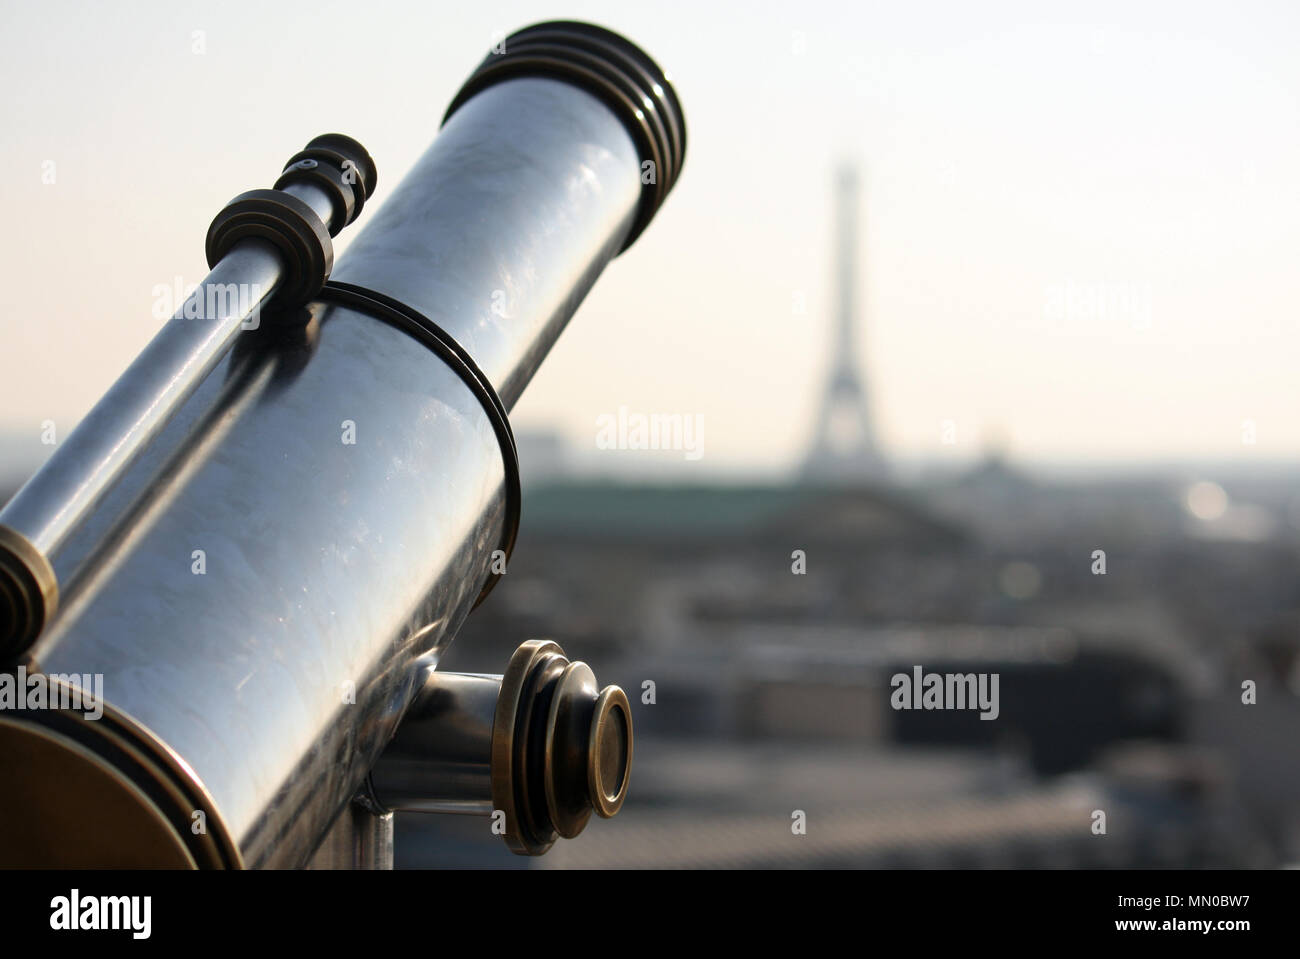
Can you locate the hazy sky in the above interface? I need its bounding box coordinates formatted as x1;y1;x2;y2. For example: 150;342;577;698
2;0;1298;474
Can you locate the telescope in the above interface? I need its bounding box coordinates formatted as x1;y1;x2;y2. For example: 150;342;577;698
0;21;685;868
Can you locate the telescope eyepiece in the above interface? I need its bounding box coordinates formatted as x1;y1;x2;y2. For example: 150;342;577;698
492;640;634;854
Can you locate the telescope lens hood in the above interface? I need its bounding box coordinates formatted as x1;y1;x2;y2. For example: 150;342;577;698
442;20;686;251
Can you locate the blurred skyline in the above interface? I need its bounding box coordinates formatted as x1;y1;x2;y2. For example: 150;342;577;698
2;0;1299;474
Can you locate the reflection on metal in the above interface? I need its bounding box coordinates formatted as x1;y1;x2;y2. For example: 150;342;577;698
305;802;394;871
0;20;683;868
371;640;633;855
371;670;501;817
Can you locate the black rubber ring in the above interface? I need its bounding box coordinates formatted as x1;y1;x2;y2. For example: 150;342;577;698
317;281;520;609
206;189;333;308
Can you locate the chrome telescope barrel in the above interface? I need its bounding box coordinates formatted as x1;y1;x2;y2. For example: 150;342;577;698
0;21;684;868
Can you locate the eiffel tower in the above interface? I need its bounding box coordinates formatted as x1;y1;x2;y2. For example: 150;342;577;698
802;165;889;484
